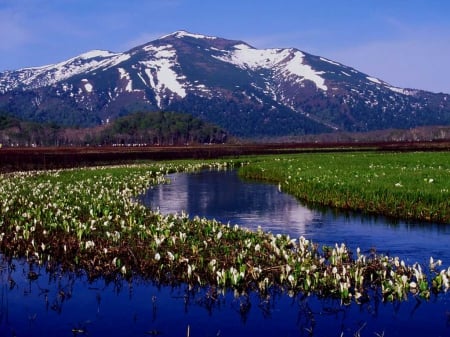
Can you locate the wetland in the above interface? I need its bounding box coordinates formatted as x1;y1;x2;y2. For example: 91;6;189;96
1;151;449;336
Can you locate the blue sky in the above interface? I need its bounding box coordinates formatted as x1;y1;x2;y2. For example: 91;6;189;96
1;0;450;93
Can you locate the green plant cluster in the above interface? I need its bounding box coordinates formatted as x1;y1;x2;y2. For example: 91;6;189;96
0;154;449;304
240;152;450;223
99;111;228;145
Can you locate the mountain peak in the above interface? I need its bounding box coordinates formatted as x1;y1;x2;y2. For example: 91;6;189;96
77;50;118;60
160;30;218;40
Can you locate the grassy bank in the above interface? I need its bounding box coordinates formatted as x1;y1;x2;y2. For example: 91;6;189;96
0;154;449;303
240;151;450;223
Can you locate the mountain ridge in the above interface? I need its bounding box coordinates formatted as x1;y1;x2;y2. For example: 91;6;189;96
0;30;449;138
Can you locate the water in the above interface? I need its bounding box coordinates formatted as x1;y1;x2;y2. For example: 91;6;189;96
2;259;450;337
141;170;450;266
2;169;450;336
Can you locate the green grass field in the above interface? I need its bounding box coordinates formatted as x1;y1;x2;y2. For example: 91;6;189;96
240;151;450;223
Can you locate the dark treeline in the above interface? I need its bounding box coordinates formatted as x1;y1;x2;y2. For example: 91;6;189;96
99;111;228;145
0;111;228;147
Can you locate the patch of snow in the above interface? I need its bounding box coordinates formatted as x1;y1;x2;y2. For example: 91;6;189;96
234;43;252;50
81;79;93;93
101;53;131;70
137;72;148;86
118;68;133;92
215;47;327;91
320;57;340;66
140;45;186;107
161;30;218;40
341;71;351;77
79;50;117;60
388;86;412;95
282;51;327;91
216;46;286;69
367;76;383;85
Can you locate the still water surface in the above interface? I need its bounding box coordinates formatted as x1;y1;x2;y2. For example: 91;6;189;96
2;169;450;336
142;170;450;266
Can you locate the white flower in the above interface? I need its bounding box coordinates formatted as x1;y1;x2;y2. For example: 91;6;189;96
288;274;295;286
84;240;95;249
167;251;175;261
154;253;161;261
401;275;408;285
285;265;292;274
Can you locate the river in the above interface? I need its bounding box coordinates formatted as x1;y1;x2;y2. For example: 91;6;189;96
2;169;449;336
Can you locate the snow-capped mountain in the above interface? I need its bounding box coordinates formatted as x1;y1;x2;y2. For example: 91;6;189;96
1;30;449;137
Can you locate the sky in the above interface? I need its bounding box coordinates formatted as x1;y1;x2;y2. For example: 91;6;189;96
1;0;450;94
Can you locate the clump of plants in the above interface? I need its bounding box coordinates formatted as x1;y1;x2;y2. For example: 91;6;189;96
0;156;449;304
240;152;450;223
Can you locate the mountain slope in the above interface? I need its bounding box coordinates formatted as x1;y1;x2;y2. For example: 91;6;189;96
1;30;449;137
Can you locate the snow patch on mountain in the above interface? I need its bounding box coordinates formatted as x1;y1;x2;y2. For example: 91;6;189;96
367;76;383;85
81;79;93;93
282;51;327;91
161;30;218;40
118;68;133;92
367;76;415;95
222;44;285;68
100;53;131;70
319;57;341;66
78;50;117;60
388;86;416;96
215;44;327;91
140;45;187;107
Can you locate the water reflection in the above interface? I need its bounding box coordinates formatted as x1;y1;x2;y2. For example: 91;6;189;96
143;170;316;235
3;170;449;336
141;169;450;266
1;256;449;337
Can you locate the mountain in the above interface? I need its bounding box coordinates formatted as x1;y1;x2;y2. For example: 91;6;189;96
1;30;450;138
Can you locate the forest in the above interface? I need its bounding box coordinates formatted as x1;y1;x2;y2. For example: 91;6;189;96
0;111;228;147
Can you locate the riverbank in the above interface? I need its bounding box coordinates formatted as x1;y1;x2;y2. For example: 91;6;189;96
240;151;450;224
